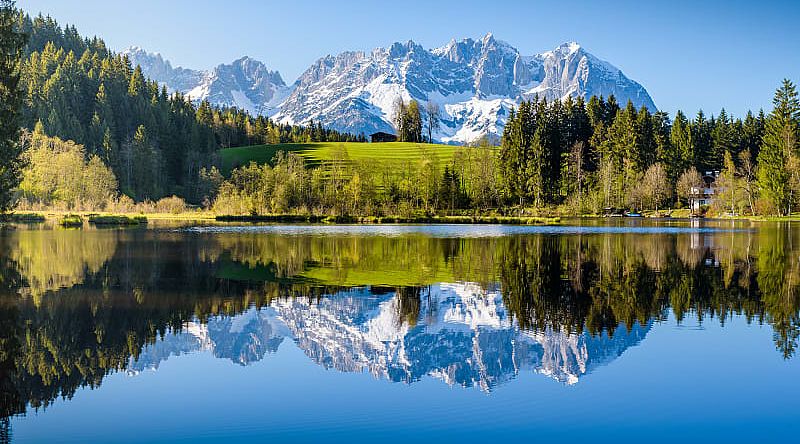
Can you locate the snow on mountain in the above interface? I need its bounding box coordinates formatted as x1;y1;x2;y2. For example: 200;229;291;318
275;34;657;143
123;47;292;116
124;35;655;144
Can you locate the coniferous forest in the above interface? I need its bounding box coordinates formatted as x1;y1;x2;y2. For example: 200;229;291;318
0;2;799;218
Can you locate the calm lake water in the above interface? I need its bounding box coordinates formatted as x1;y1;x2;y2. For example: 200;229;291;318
0;219;798;443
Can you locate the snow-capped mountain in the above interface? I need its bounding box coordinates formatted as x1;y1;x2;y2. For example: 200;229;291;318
123;47;292;116
275;33;656;143
128;283;650;390
124;34;655;144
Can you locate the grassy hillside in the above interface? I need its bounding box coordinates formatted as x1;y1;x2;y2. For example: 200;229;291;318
219;142;465;174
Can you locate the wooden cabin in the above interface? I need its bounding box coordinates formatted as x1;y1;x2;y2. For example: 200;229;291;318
370;132;397;143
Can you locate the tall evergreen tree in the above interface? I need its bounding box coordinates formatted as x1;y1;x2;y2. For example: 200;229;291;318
692;110;713;172
757;79;800;215
740;110;765;161
0;0;25;212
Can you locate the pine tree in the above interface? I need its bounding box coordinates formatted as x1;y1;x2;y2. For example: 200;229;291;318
652;111;672;168
692;110;713;172
669;111;693;180
757;79;800;215
711;108;735;169
741;110;765;161
0;0;25;212
635;105;656;169
500;104;531;205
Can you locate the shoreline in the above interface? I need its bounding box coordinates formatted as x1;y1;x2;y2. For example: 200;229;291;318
6;210;799;225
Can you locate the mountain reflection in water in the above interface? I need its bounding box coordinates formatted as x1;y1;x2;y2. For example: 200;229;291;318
130;286;651;389
0;221;798;432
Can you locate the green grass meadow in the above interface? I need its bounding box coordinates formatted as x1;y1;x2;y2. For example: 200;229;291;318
219;142;466;174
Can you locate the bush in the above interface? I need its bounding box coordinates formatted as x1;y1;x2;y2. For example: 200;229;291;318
155;196;187;214
58;214;83;227
755;197;779;216
107;195;136;213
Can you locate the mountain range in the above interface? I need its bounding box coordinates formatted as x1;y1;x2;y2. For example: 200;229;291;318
124;34;656;144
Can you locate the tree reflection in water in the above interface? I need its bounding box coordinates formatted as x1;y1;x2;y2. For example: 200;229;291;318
0;222;798;426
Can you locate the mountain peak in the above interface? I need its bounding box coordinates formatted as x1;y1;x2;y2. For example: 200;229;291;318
233;55;257;64
553;41;582;56
388;39;424;59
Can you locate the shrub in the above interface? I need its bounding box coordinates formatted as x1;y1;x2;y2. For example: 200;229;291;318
155;196;187;214
108;195;136;213
58;214;83;227
755;197;779;216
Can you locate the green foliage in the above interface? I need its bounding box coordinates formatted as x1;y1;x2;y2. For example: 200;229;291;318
19;128;117;210
668;111;693;180
757;79;800;215
17;13;217;202
57;213;82;227
714;151;748;215
0;1;25;212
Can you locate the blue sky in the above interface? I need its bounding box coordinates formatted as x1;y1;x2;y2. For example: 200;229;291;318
17;0;800;117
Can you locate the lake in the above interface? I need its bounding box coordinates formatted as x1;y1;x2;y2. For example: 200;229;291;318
0;219;798;443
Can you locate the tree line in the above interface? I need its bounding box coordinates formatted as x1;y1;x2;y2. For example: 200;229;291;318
497;88;798;215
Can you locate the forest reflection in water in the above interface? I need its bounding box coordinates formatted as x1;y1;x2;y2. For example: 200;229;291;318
0;221;799;432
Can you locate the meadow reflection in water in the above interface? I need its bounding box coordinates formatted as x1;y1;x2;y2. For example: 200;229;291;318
0;221;798;438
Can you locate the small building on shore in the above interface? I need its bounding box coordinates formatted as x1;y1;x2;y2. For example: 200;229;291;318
689;170;720;213
370;132;397;143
